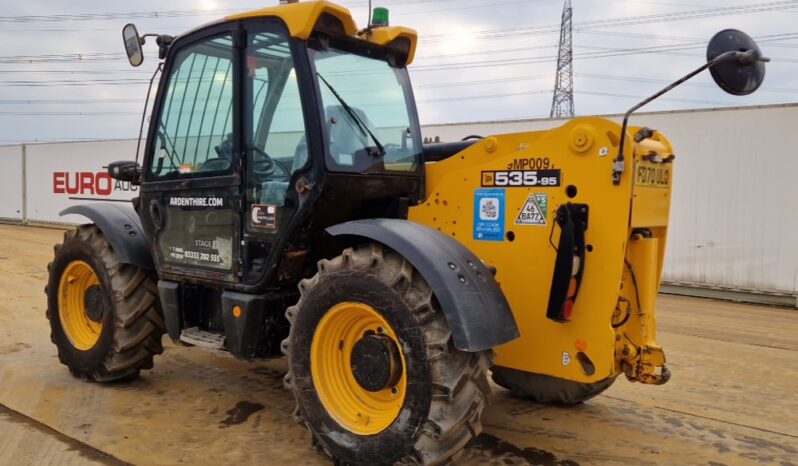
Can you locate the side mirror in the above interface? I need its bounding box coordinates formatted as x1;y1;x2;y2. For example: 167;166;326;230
610;29;768;185
108;161;142;184
122;23;144;67
707;29;767;96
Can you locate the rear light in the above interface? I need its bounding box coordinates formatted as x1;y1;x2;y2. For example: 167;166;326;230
567;277;578;297
562;299;574;320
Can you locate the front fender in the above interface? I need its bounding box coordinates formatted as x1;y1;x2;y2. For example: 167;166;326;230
327;219;519;352
61;203;153;269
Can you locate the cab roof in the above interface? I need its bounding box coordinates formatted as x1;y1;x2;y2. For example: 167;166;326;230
225;1;417;64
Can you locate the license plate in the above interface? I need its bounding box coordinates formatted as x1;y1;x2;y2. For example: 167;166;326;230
635;162;671;188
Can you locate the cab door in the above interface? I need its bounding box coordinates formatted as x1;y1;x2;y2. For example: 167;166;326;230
139;25;243;283
239;21;318;286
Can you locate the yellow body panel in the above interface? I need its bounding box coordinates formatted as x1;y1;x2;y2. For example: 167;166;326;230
225;1;418;64
409;118;674;384
227;1;357;40
358;26;418;64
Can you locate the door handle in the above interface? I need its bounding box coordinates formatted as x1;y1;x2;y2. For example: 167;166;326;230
149;199;164;230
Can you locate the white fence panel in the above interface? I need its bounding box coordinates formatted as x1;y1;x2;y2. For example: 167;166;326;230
0;146;24;221
640;106;798;295
24;140;139;224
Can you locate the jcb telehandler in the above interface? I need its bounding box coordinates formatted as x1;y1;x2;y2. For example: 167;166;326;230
45;1;767;464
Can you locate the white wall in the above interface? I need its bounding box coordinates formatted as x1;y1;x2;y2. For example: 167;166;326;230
0;146;24;221
2;104;797;295
24;140;139;224
424;104;798;295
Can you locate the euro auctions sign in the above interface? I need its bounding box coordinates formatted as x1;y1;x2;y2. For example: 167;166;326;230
52;171;138;198
25;139;140;223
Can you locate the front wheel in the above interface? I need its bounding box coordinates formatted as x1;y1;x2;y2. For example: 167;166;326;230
283;244;492;465
45;225;165;382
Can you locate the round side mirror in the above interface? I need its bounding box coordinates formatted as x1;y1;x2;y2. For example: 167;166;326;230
707;29;766;96
122;23;144;67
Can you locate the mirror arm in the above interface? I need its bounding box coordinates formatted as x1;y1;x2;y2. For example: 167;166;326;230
612;50;761;185
139;33;160;46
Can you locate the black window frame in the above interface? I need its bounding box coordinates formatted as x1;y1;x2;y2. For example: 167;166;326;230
142;22;244;185
243;19;314;188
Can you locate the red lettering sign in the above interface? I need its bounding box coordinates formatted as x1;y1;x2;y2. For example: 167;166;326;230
95;173;112;195
53;172;65;193
52;171;134;197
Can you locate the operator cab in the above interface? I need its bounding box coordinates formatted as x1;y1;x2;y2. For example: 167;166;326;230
123;2;423;291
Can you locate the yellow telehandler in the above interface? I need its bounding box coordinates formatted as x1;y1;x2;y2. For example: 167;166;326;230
45;1;767;464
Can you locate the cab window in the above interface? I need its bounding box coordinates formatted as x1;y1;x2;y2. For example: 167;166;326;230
244;27;309;233
310;46;422;175
150;34;235;179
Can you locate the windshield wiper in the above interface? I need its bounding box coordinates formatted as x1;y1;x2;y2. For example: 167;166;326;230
316;72;385;157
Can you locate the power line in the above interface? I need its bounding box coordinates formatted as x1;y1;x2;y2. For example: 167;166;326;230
2;3;795;67
0;0;512;25
422;0;798;42
0;8;240;23
0;98;143;104
0;84;752;116
3;35;795;87
576;90;736;106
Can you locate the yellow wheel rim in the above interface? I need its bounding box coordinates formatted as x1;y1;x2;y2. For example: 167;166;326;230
58;260;103;351
311;302;407;435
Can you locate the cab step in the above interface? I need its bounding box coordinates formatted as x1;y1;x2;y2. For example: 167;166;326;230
179;327;225;349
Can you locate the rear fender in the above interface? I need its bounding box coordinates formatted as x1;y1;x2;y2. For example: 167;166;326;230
327;219;519;352
61;203;153;269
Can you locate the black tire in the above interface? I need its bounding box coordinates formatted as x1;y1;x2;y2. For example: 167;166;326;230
283;244;493;466
491;366;615;405
45;225;165;382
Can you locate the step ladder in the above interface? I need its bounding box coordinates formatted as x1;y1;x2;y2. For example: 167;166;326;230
179;327;225;349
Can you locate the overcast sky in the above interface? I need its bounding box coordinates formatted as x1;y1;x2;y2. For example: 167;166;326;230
0;0;796;144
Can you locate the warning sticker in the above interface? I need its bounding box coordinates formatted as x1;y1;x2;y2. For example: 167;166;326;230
473;189;505;242
515;194;548;226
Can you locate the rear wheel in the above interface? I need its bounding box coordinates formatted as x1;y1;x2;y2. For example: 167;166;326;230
283;244;492;465
492;366;615;405
45;225;165;382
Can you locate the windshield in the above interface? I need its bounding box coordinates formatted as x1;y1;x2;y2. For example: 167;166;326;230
310;46;422;175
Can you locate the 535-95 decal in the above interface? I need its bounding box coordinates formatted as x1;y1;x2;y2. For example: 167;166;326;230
481;169;561;187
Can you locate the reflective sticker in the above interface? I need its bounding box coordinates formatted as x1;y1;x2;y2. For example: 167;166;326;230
251;204;277;229
515;193;548;226
473;189;505;242
562;351;572;366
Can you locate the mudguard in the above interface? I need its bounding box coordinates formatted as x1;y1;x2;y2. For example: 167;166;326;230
327;219;519;352
61;203;154;269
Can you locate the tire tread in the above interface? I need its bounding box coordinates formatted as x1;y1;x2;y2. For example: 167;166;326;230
46;224;164;382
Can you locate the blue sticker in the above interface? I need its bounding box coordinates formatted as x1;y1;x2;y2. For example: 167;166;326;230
473;189;506;242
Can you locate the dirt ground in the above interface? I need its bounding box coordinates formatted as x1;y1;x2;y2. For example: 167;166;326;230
0;224;796;466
